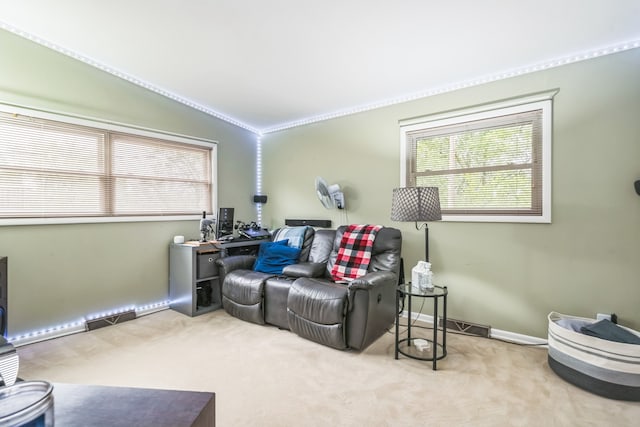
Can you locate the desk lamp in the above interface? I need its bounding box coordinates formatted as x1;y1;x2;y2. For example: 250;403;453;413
391;187;442;262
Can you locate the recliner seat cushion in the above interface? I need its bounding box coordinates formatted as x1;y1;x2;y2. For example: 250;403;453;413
222;270;274;324
287;278;349;349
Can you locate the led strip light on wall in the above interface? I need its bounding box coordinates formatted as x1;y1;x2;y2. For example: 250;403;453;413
256;135;263;225
7;300;170;347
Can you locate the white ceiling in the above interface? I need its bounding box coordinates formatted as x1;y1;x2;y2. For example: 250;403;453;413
1;1;639;134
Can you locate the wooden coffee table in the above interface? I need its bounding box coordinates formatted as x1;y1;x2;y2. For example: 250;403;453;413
52;383;215;426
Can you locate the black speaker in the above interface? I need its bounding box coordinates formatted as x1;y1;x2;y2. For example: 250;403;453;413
285;219;332;228
635;180;640;196
253;195;267;204
216;208;234;237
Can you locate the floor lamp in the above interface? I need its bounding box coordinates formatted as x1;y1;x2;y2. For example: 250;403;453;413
391;187;442;262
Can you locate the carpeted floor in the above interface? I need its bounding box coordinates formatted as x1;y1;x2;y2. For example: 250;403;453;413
15;309;640;426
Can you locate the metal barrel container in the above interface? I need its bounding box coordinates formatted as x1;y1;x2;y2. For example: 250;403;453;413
0;381;54;426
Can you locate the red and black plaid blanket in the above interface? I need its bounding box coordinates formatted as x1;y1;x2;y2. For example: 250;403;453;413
330;224;382;282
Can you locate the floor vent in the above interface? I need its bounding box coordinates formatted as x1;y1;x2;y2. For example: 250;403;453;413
86;310;137;331
439;317;491;338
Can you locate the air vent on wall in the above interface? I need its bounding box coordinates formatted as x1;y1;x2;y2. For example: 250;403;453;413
439;317;491;338
86;310;136;331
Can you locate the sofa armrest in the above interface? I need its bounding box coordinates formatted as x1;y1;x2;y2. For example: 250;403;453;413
347;271;396;290
282;262;326;278
216;255;256;278
345;271;398;350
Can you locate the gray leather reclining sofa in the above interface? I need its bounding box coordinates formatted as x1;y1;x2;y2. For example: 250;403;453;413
216;225;402;350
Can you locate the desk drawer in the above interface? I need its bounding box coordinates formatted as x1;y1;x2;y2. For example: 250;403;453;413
197;252;219;279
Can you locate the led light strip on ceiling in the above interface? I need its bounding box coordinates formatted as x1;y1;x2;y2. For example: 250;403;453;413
1;20;639;136
0;20;260;135
262;39;640;134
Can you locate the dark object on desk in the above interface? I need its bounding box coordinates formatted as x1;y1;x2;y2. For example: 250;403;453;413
580;319;640;344
216;207;234;237
635;179;640;195
235;221;270;240
239;228;270;239
52;383;215;427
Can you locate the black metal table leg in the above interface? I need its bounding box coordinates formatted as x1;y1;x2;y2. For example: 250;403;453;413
407;292;412;346
433;293;438;370
395;288;400;359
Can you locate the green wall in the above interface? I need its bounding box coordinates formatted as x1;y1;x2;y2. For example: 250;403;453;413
2;27;638;340
262;48;640;338
0;30;257;336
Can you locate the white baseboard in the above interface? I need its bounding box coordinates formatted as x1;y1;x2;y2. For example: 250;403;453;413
402;311;547;346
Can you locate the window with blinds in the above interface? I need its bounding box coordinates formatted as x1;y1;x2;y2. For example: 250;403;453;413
401;97;552;223
0;110;214;221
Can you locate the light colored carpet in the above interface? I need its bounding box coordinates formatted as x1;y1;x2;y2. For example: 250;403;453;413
16;309;640;426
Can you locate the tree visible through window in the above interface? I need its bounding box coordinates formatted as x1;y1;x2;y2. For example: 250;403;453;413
401;96;553;223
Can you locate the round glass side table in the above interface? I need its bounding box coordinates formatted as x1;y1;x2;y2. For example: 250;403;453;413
395;283;448;370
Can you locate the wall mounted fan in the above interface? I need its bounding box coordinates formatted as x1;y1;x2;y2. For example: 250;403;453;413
315;176;345;210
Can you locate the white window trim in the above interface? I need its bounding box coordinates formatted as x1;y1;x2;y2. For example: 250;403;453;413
399;90;557;223
0;101;218;226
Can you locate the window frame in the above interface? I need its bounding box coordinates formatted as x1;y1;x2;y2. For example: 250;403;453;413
399;91;556;223
0;102;218;226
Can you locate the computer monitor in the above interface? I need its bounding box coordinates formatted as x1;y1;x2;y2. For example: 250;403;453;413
216;208;234;238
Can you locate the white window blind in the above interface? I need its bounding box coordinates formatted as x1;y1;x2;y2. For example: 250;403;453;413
0;111;213;220
401;95;553;223
111;133;211;216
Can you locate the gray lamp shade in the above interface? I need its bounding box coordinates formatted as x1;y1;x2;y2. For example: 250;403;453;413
391;187;442;222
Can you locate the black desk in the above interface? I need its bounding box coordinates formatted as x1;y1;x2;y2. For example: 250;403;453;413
215;238;265;256
53;383;215;426
395;284;448;370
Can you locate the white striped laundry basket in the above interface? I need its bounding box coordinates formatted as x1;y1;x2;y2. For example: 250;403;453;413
547;311;640;401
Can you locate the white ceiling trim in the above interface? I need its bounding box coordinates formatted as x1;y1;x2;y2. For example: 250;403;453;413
263;39;640;134
2;20;639;136
0;20;260;135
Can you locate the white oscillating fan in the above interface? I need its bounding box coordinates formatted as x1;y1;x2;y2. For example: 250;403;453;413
315;176;345;209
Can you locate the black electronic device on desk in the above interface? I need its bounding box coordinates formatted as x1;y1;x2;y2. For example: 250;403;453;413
216;207;234;238
234;221;270;240
215;221;270;257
